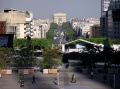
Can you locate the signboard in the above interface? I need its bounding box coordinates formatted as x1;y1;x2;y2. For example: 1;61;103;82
0;34;14;48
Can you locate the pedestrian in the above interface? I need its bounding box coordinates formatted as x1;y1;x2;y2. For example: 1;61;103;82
91;71;93;79
32;75;36;83
103;74;107;83
71;74;76;83
110;78;113;87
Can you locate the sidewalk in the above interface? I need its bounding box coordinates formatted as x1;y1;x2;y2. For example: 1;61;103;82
0;71;119;89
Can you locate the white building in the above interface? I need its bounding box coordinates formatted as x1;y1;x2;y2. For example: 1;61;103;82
71;18;100;37
32;19;50;38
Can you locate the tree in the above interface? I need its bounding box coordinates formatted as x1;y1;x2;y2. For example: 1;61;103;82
40;47;62;68
13;38;52;49
62;22;75;41
46;22;58;42
13;48;35;68
0;48;12;69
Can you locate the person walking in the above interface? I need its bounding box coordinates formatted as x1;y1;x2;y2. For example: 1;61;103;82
71;74;76;83
91;71;93;79
103;74;107;83
32;75;36;83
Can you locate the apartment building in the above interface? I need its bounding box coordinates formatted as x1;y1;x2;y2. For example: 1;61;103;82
0;9;26;38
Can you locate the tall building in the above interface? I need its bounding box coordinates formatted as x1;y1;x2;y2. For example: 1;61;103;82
100;0;111;37
100;0;120;40
101;0;111;12
107;0;120;40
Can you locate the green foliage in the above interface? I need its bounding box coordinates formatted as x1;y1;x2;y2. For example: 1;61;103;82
81;37;106;44
46;22;58;42
13;38;26;47
62;22;75;41
13;38;52;48
25;11;30;15
0;47;12;69
46;29;55;41
13;48;35;67
40;47;62;68
110;39;120;44
50;22;58;30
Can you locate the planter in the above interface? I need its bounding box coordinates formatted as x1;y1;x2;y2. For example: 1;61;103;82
18;69;34;74
0;70;12;75
43;69;48;74
7;70;12;74
48;69;57;74
24;69;28;74
28;69;34;74
18;69;24;74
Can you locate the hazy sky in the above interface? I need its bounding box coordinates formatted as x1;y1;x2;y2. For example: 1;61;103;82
0;0;101;20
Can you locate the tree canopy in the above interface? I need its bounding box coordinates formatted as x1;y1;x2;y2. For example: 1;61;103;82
46;22;58;42
62;22;75;41
40;47;62;68
13;38;52;48
0;47;12;69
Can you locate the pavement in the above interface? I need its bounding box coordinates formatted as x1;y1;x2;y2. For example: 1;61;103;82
0;69;120;89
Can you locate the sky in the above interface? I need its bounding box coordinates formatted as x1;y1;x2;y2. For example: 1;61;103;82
0;0;101;20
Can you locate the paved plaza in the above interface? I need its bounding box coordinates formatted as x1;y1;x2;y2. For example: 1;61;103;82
0;69;120;89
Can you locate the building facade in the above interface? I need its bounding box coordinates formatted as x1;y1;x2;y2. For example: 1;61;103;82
0;21;6;34
100;0;111;37
100;0;120;40
90;24;100;37
107;0;120;40
0;9;26;38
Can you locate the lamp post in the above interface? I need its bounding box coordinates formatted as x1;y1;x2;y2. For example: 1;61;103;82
113;68;116;89
57;69;59;86
39;25;42;38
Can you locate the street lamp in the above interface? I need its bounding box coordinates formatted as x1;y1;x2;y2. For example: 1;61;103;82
113;67;116;89
57;69;60;86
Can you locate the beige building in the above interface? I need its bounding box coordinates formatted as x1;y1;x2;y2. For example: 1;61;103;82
90;24;100;37
53;13;66;25
0;9;26;38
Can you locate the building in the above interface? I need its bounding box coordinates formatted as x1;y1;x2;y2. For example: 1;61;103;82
0;9;36;38
0;9;26;38
107;0;120;40
90;24;100;37
100;0;111;37
100;0;120;40
71;18;100;38
53;13;66;25
32;19;50;38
